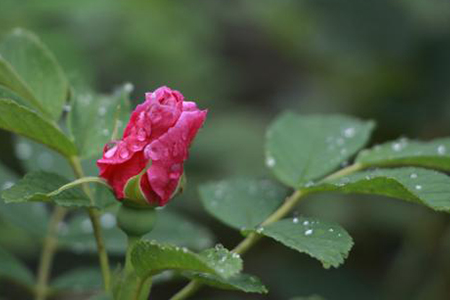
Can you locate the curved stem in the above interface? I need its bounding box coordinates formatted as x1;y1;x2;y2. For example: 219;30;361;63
68;156;111;291
169;163;364;300
35;206;67;300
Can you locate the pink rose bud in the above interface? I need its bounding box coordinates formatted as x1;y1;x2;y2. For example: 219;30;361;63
97;86;207;207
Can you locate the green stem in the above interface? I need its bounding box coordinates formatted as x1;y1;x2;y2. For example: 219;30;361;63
68;156;111;291
35;206;67;300
47;176;110;198
169;163;364;300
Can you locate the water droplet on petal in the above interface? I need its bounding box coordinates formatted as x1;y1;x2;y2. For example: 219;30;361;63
137;128;146;141
119;148;130;159
105;146;118;158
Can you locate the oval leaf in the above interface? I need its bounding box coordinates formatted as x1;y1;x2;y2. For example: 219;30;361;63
184;273;268;294
0;28;69;120
251;217;353;268
309;167;450;213
200;178;288;230
1;171;91;208
266;112;375;188
0;246;34;286
357;137;450;171
0;99;77;157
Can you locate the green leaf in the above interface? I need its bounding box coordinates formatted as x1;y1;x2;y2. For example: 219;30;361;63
68;84;132;159
199;245;242;278
290;296;326;300
185;273;268;294
1;171;91;207
250;217;353;268
356;137;450;171
0;246;34;286
59;210;214;254
266;112;375;188
0;99;77;157
200;178;288;230
51;268;102;292
131;241;241;279
0;28;69;120
308;167;450;213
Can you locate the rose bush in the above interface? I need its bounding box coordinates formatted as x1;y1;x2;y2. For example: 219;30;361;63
97;86;207;206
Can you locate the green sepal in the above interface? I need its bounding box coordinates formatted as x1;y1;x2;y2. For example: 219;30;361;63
117;205;157;238
123;162;152;208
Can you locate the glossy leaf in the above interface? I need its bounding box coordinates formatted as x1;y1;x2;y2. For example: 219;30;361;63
200;178;288;230
357;137;450;171
266;112;374;188
0;99;77;157
131;241;241;279
1;171;91;207
0;28;69;120
199;245;242;278
68;84;132;159
185;273;268;294
251;217;353;268
308;167;450;213
0;246;34;286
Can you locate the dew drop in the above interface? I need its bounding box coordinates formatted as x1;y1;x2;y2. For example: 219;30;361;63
437;145;446;155
137;128;147;141
302;220;309;226
410;173;418;179
119;148;130;159
232;253;240;259
415;185;422;190
2;181;14;190
293;217;299;224
266;156;276;168
123;82;134;93
329;228;334;232
256;227;264;234
343;127;355;138
105;146;117;158
182;247;188;253
63;104;72;112
304;229;313;236
392;142;403;152
304;181;314;188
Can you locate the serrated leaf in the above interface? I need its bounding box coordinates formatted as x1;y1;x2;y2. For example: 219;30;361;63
59;210;214;254
0;28;69;120
1;171;91;207
0;246;34;286
51;268;102;291
251;217;353;268
131;241;216;278
200;246;242;278
0;99;77;157
357;137;450;171
200;179;288;230
266;112;374;188
308;167;450;213
131;241;240;279
68;84;132;159
185;273;268;294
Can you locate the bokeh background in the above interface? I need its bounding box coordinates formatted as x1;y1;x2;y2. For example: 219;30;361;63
1;0;450;299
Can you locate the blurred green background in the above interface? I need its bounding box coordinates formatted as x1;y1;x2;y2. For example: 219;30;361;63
1;0;450;299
